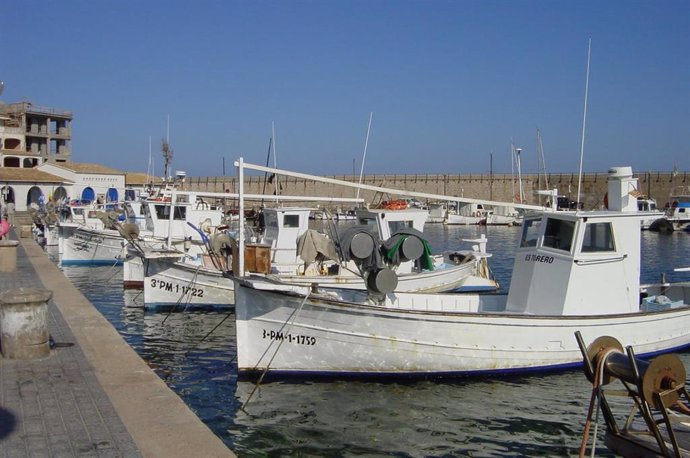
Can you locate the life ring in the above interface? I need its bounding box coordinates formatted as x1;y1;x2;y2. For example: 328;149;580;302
514;193;522;203
381;200;407;210
474;211;481;218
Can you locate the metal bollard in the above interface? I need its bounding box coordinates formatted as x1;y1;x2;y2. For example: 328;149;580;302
0;288;52;359
20;226;32;239
0;240;19;272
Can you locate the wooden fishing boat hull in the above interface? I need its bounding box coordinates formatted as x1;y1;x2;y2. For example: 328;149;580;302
144;258;234;310
60;226;126;265
234;277;690;378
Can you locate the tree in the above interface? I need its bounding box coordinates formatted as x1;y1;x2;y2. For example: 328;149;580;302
161;139;173;179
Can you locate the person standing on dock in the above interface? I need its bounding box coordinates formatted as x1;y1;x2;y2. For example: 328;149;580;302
7;201;15;227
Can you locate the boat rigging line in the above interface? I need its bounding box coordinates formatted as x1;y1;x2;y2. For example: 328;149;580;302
161;263;202;324
242;288;313;411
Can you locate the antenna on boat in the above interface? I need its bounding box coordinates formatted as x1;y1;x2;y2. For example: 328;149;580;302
576;37;592;212
356;112;374;202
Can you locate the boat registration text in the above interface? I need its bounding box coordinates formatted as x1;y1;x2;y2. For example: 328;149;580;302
262;329;316;346
149;278;205;297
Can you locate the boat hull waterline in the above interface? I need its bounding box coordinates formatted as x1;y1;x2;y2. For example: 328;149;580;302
234;279;690;378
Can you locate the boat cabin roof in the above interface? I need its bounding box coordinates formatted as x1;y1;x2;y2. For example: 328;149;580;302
356;208;428;240
519;210;646;255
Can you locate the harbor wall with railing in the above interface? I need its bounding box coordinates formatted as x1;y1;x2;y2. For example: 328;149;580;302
183;171;689;210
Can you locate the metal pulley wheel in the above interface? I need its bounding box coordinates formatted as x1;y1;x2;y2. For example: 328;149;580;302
585;335;624;385
642;353;686;409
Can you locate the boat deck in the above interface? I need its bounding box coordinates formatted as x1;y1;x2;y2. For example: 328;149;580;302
606;427;690;457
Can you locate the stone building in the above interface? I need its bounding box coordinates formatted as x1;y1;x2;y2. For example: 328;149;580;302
0;96;130;211
0;101;72;166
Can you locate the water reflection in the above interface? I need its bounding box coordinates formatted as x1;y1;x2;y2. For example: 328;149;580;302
50;225;690;456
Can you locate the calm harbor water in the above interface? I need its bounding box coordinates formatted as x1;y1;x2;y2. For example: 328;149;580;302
50;225;690;457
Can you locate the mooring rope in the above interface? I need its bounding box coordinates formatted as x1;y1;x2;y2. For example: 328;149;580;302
162;263;203;323
579;347;618;458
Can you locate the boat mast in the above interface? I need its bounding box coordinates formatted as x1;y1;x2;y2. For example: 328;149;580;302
272;122;279;201
536;130;542;194
147;136;153;189
537;129;549;205
576;38;592;211
356;112;373;202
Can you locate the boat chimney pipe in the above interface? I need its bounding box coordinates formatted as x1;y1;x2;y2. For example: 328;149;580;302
607;166;637;212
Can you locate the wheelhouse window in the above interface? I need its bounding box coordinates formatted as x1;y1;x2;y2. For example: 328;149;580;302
542;218;575;252
520;218;542;247
582;222;615;252
154;204;186;220
283;214;300;228
388;220;413;235
358;216;377;229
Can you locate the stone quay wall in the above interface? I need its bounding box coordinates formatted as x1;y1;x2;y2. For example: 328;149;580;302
184;171;689;210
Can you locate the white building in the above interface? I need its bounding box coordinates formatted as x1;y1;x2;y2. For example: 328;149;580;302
0;167;69;212
0;162;126;212
37;162;126;204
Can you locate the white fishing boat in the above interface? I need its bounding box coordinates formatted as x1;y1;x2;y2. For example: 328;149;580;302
486;205;522;226
636;195;666;230
57;201;123;260
426;202;447;223
143;252;233;310
139;203;496;310
660;185;690;231
271;206;496;293
62;193;224;265
444;203;492;225
234;167;690;378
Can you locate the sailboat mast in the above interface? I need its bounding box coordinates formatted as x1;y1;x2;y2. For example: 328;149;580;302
489;152;494;201
516;148;524;203
510;141;516;202
536;130;542;194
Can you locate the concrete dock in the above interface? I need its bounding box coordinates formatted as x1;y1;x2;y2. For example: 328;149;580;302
0;231;235;457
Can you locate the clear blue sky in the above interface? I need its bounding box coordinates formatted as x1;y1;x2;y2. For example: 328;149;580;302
2;0;688;177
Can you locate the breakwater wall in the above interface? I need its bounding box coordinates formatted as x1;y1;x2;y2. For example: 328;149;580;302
185;171;688;210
